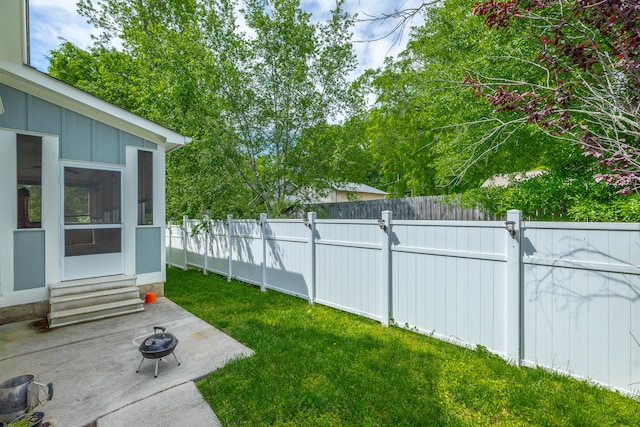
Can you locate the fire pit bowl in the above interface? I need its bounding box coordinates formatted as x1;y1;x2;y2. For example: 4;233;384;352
0;375;52;424
136;326;181;378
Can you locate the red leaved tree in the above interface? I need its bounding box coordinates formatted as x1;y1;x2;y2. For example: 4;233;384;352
469;0;640;192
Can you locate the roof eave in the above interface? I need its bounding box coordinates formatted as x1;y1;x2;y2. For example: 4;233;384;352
0;60;191;149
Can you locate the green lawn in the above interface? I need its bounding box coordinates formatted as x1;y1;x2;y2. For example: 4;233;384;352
166;268;639;426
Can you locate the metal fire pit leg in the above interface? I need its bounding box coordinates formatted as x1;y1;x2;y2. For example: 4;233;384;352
154;359;160;378
172;352;181;366
136;357;145;373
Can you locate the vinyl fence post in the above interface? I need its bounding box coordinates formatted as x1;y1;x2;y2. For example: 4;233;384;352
260;213;267;292
227;214;233;282
182;215;189;270
380;210;393;326
307;212;317;305
167;220;173;268
203;215;209;275
506;209;523;365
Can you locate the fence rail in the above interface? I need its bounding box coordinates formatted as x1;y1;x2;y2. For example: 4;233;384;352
166;211;640;396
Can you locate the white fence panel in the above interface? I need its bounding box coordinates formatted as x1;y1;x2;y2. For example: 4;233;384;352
205;220;229;275
184;220;206;269
230;220;263;285
315;220;383;321
391;221;508;354
521;222;640;393
167;214;640;395
263;220;309;297
165;224;186;269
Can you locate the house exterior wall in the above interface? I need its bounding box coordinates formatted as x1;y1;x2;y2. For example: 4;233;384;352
136;227;162;274
0;130;58;309
314;190;386;203
335;190;386;202
0;83;166;311
13;229;45;290
0;0;27;65
0;84;158;162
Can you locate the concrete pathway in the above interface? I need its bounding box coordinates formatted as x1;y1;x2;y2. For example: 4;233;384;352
0;297;253;427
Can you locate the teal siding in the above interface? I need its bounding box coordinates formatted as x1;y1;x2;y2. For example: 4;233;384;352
62;109;92;161
144;139;158;150
14;230;45;290
121;132;145;148
0;83;157;164
136;227;162;274
28;96;61;135
0;84;27;130
94;121;120;164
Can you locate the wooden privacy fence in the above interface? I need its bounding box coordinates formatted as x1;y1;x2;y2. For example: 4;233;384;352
166;211;640;396
307;195;499;220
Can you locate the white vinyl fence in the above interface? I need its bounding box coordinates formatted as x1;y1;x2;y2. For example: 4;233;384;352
166;211;640;395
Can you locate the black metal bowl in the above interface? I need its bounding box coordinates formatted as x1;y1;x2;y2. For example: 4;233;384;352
138;326;179;359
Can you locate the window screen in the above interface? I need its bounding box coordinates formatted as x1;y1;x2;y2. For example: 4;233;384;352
138;150;153;225
17;134;42;229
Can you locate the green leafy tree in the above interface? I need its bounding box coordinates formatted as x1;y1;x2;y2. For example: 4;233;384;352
287;116;379;206
48;0;359;219
213;0;358;216
362;0;572;198
376;0;640;195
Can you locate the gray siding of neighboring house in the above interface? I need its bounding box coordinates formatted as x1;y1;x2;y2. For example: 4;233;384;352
0;83;157;165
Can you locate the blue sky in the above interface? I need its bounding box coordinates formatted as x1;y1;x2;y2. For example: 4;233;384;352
29;0;426;77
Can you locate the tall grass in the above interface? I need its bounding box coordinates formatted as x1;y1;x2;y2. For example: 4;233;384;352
166;268;639;426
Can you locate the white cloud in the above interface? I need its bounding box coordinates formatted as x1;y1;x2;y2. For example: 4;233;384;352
303;0;426;76
29;0;100;71
28;0;425;75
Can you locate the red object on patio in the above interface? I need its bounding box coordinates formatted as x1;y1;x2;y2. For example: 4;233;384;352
145;292;156;304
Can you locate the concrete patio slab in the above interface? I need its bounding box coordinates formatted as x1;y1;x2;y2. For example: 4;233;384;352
98;382;221;427
0;297;253;427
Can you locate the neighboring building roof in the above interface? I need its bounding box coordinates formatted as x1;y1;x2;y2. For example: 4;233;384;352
0;60;191;151
285;182;387;205
333;182;387;195
481;170;546;188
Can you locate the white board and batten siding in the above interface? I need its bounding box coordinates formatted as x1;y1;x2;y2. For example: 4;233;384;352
168;212;640;396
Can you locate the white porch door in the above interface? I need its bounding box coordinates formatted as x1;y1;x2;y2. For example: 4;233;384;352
62;165;124;280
